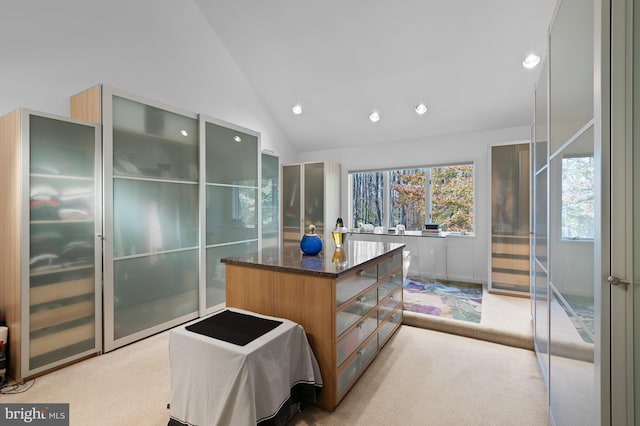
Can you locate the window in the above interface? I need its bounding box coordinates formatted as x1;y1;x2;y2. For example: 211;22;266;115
351;164;474;233
390;168;426;230
431;165;474;232
561;155;594;239
352;171;384;226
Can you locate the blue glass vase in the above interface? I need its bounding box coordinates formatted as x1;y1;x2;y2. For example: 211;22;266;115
300;224;323;255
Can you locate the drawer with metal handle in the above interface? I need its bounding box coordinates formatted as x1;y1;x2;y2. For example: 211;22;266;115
336;287;378;337
379;305;403;347
337;334;378;399
336;310;378;367
378;286;403;324
336;264;377;306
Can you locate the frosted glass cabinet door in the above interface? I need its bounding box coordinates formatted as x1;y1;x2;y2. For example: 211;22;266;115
282;164;301;246
281;161;340;249
30;116;96;177
113;250;198;339
205;122;258;186
534;162;548;270
547;0;595;422
113;180;199;257
201;116;260;312
107;90;200;351
304;162;325;234
27;114;100;374
534;61;548;174
534;168;548;381
261;152;279;249
548;0;594;156
548;128;595;337
205;241;258;309
112;96;198;181
489;144;531;294
533;61;549;381
205;186;258;245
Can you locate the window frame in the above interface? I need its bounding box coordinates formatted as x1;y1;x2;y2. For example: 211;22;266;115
348;162;476;234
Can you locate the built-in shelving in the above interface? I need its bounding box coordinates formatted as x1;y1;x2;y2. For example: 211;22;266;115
0;108;102;381
71;84;201;353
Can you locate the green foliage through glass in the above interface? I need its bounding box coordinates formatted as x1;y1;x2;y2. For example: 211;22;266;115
351;164;474;232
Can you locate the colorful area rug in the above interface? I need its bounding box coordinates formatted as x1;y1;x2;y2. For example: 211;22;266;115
403;279;483;323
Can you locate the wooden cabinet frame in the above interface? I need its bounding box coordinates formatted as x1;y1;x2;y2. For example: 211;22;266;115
225;246;403;411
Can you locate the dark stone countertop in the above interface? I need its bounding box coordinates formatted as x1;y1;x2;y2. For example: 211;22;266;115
221;240;405;278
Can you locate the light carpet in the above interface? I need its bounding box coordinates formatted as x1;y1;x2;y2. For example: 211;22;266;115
0;324;548;426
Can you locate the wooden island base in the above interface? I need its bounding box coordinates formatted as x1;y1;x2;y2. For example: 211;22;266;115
222;240;405;411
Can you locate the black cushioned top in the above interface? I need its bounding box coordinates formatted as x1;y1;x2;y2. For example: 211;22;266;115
185;310;283;346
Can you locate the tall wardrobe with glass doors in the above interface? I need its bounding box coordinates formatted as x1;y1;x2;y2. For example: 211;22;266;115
201;117;259;314
71;85;201;352
70;85;262;351
532;0;597;423
261;152;280;249
0;109;102;381
282;161;340;249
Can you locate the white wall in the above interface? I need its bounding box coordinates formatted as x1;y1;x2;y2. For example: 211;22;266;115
298;126;531;283
1;1;537;284
0;0;297;164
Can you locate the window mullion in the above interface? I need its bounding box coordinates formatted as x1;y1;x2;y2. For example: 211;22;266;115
384;171;390;228
426;168;432;224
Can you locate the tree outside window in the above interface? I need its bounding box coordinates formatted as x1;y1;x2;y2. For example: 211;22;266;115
561;156;594;239
351;164;474;233
390;169;426;230
431;165;474;232
352;171;384;226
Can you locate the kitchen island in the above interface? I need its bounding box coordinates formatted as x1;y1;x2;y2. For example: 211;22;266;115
221;240;405;411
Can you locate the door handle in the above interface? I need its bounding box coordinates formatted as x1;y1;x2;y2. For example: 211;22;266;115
608;275;631;286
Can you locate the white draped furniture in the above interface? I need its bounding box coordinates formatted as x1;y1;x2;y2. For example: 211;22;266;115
168;308;322;425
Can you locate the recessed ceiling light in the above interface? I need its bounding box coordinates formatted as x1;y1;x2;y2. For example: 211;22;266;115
292;104;302;115
233;135;242;143
522;54;541;69
369;111;381;123
415;103;428;115
180;129;189;137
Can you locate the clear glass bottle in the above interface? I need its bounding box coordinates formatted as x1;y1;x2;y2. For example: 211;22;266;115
332;217;347;248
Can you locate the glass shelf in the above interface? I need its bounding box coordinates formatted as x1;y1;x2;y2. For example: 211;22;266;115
31;220;94;224
30;173;94;181
30;264;94;277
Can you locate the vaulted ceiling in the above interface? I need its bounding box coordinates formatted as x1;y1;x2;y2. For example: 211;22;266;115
194;1;556;152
